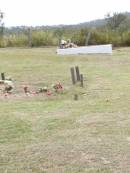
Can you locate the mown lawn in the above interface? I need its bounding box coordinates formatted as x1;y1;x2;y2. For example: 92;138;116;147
0;47;130;173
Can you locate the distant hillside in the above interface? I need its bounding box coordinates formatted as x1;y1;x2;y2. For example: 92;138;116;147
72;18;106;28
4;18;107;34
74;12;130;28
4;12;130;33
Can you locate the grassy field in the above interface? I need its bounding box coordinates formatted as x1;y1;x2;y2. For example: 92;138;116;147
0;47;130;173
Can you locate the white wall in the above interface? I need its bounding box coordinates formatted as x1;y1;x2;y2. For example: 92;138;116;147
57;44;112;55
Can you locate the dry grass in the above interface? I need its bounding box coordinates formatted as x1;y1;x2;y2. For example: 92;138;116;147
0;47;130;173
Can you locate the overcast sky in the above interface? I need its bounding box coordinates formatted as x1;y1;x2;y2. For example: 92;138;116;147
1;0;130;27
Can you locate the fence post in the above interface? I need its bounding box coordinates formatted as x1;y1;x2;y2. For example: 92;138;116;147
75;66;80;81
70;67;76;85
80;74;84;87
28;28;32;47
86;32;91;46
74;94;78;100
1;73;5;80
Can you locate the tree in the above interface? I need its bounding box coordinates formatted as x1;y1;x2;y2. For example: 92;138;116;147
105;12;128;30
54;28;65;45
0;11;4;38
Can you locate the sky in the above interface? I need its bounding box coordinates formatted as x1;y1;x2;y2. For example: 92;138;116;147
1;0;130;27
